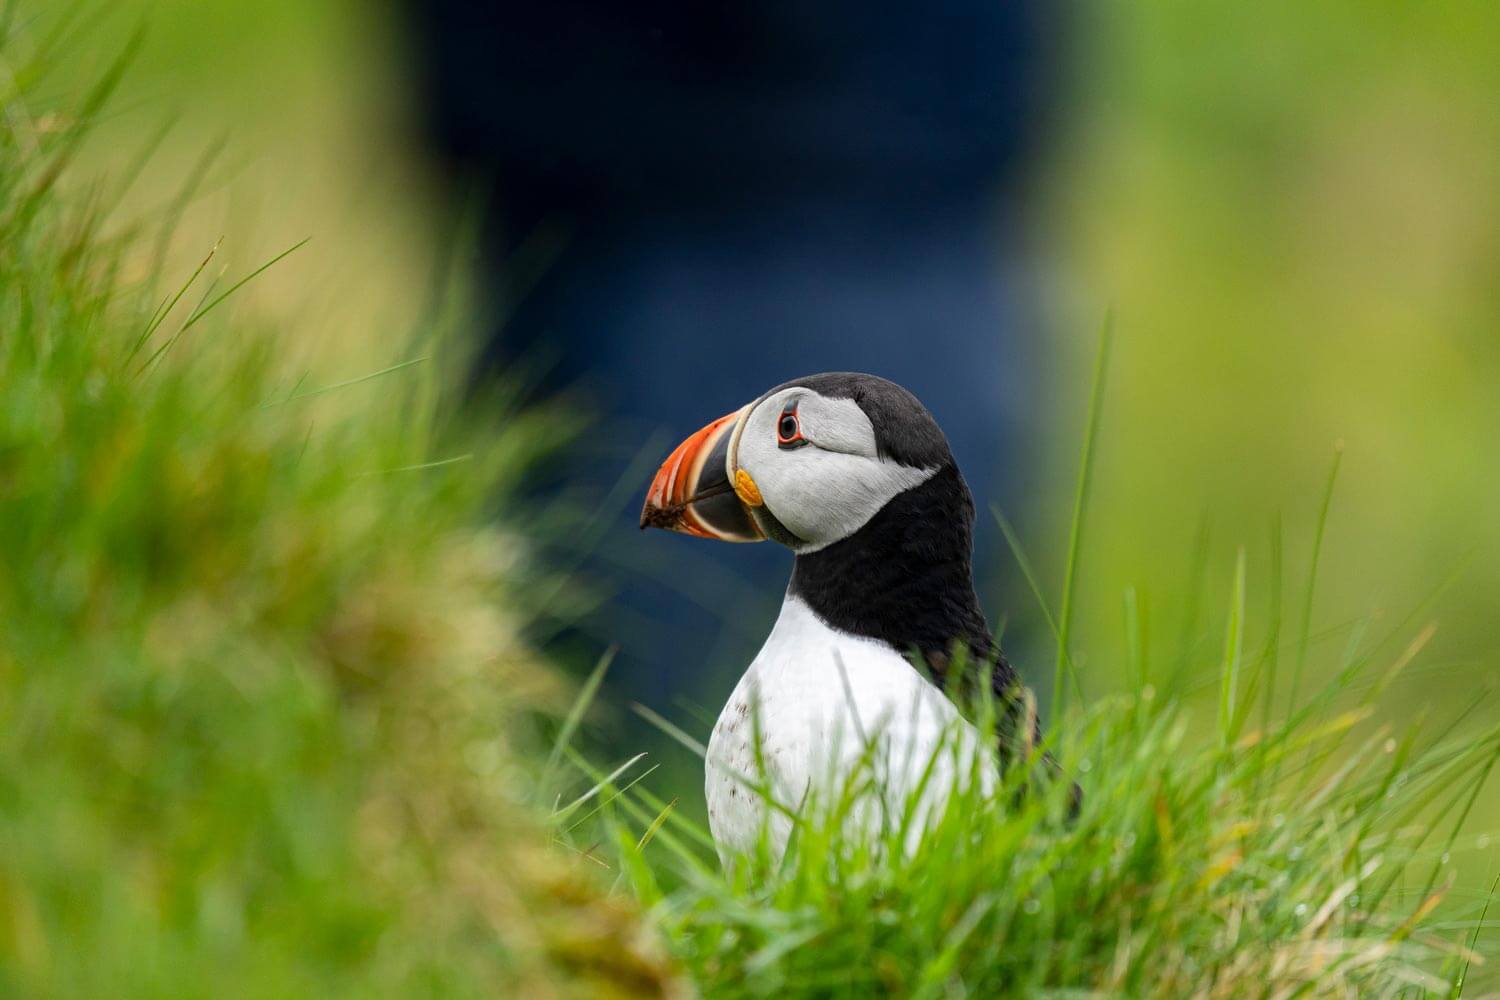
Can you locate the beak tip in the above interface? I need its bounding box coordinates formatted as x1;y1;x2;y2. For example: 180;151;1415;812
638;501;680;533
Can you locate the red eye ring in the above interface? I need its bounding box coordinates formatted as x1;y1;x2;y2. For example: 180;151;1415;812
776;401;805;449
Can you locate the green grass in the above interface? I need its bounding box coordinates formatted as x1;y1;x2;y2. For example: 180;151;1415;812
570;535;1499;998
0;24;677;999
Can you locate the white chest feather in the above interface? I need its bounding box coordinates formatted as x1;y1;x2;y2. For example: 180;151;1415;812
705;596;992;866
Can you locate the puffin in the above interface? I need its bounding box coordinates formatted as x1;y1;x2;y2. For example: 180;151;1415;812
639;373;1068;865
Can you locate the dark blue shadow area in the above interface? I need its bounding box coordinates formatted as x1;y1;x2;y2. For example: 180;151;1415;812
399;0;1063;716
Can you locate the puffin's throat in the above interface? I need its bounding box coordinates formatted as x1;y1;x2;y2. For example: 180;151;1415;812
787;463;994;666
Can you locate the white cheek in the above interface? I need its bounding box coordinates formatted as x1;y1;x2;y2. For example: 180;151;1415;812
752;447;937;551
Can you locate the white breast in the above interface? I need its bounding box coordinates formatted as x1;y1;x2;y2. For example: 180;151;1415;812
705;595;994;867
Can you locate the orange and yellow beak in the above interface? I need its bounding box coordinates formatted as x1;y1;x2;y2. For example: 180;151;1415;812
640;406;765;543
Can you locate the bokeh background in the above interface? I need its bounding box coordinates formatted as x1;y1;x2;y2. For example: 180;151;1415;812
15;0;1499;967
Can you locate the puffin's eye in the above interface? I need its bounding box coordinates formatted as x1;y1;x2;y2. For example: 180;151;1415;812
776;402;806;449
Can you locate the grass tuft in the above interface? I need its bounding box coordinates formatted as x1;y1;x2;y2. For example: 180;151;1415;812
0;20;680;998
571;594;1498;997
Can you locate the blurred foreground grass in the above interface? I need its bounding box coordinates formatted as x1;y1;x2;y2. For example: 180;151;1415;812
0;22;678;998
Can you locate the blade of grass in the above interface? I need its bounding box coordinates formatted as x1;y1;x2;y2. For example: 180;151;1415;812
1449;868;1498;998
1218;547;1247;747
631;702;707;760
1287;442;1342;718
832;650;869;749
564;762;661;834
1260;512;1285;735
1123;585;1147;692
563;748;717;879
262;356;429;407
124;236;220;365
991;504;1064;647
364;454;473;476
1412;746;1498;914
611;774;719;854
543;645;616;784
138;236;310;374
636;798;677;851
137;238;307;374
550;751;649;823
1169;512;1213;693
1054;311;1113;714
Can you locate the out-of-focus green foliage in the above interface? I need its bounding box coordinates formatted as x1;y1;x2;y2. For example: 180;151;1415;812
1052;3;1500;698
0;22;678;999
1038;0;1500;896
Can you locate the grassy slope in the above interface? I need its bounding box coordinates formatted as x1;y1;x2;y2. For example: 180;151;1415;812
585;542;1500;997
0;26;677;1000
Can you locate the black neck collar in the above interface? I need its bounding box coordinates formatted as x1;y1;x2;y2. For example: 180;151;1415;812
787;463;996;667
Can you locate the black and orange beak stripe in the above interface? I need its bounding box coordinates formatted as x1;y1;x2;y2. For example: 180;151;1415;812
640;406;765;543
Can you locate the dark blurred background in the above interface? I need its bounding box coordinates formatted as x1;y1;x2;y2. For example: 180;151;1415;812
397;1;1065;706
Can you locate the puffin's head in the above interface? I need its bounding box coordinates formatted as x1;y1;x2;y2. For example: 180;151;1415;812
640;373;954;553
